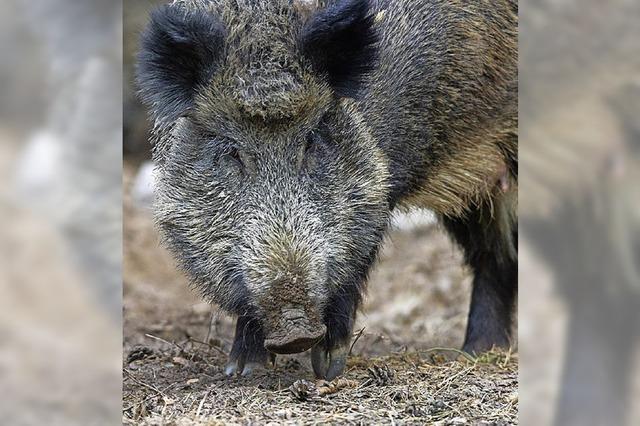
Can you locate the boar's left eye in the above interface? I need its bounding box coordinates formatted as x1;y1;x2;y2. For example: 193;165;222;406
301;124;334;174
218;145;244;178
305;130;323;152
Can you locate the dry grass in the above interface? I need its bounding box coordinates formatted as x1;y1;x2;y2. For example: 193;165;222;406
123;335;517;425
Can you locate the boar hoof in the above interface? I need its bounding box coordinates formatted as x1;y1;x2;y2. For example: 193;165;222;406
462;333;511;356
225;352;275;377
224;360;260;377
311;343;348;381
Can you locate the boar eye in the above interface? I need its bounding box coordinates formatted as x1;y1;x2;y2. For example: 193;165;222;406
218;145;244;177
301;125;332;173
305;130;322;151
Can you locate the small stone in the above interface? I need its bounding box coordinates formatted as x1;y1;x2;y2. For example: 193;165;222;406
172;356;189;366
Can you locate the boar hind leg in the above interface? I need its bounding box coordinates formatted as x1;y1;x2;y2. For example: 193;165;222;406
443;197;517;354
225;315;274;376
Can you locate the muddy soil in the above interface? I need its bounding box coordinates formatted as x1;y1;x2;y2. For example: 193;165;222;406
123;163;518;425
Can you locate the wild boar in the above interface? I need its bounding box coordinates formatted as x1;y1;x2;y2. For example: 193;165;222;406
136;0;517;379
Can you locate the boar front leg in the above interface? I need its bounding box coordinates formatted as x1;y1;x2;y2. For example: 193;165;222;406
225;315;274;376
311;289;359;380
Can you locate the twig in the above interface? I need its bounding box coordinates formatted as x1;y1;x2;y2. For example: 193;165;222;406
348;327;366;356
122;383;177;413
187;336;227;356
195;390;210;418
316;378;359;396
145;333;184;352
434;365;476;396
422;347;477;363
124;370;167;397
500;347;513;368
204;307;216;344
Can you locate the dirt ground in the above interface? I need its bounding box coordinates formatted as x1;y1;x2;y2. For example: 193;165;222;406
123;163;518;425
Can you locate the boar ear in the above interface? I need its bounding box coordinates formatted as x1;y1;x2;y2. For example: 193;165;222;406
299;0;378;98
136;5;224;124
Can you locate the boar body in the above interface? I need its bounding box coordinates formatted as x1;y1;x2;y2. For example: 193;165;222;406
367;0;518;354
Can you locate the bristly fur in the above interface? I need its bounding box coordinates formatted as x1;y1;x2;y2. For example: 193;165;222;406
299;0;378;98
136;3;225;124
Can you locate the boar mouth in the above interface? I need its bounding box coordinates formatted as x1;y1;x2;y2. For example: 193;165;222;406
263;307;326;354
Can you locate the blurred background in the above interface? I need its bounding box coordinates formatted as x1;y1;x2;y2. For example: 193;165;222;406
519;0;640;424
0;0;122;424
1;0;639;424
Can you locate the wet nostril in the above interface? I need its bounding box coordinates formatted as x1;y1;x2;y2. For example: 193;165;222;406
264;323;327;354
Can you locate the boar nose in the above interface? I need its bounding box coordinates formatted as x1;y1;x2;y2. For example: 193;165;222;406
264;306;326;354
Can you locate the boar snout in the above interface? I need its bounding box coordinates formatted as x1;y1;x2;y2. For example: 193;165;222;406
264;306;326;354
